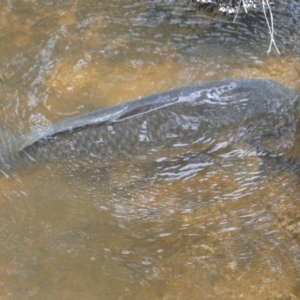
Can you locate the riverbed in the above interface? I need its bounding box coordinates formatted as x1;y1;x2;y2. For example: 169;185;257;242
0;1;300;299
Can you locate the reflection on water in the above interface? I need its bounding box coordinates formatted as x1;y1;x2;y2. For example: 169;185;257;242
0;0;300;299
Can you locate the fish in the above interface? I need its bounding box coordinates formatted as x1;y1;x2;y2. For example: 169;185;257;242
0;79;299;176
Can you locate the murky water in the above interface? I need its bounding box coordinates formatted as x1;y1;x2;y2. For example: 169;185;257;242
0;0;300;299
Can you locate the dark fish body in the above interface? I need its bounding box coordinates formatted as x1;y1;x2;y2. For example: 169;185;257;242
0;79;299;175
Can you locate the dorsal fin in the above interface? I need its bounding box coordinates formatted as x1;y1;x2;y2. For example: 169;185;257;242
20;92;180;150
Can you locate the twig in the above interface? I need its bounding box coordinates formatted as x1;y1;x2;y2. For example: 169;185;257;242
262;0;280;54
233;0;242;22
233;0;250;22
241;0;248;13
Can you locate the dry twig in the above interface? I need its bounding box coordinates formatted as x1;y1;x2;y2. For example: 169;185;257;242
262;0;280;54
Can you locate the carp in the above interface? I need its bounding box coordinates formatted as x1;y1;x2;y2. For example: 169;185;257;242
0;79;299;176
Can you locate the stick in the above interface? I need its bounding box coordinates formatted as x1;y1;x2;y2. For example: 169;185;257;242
262;0;280;54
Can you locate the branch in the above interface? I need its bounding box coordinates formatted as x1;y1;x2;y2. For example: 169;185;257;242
262;0;280;54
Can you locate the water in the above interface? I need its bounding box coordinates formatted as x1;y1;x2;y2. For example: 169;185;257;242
0;0;300;299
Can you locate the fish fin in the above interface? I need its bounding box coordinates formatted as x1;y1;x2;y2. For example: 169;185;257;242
107;105;153;123
20;127;54;150
108;102;173;124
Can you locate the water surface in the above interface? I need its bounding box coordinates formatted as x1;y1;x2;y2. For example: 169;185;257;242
0;0;300;299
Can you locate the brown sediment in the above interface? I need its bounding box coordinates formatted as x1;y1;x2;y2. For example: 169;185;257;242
232;58;300;91
118;166;300;300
